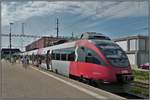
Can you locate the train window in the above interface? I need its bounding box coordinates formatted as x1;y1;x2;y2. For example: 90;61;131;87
77;46;104;65
56;53;60;60
68;52;75;61
59;48;75;61
85;48;103;65
52;48;75;61
86;56;101;65
61;54;67;61
52;53;55;60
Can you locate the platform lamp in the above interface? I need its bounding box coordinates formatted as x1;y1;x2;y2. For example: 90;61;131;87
9;22;13;63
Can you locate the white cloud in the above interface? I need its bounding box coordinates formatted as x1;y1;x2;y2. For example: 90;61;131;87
2;1;148;27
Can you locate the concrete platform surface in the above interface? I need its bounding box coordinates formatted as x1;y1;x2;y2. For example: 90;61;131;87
0;60;125;100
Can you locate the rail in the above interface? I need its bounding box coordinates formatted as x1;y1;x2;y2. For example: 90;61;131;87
125;81;149;99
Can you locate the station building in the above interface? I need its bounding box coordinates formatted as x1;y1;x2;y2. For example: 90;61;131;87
1;48;21;59
25;36;69;51
114;35;149;68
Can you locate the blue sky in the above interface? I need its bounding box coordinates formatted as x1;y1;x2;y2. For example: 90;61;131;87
2;1;148;51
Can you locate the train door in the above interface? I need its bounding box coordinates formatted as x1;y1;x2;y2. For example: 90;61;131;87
51;49;66;76
68;48;76;76
76;46;86;77
76;46;103;79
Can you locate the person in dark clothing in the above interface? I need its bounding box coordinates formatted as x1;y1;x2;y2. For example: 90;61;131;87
46;50;50;70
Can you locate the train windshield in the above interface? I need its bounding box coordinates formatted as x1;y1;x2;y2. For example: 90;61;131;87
88;36;111;40
95;40;129;67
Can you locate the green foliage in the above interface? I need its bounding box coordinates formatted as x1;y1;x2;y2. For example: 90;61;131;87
132;69;149;81
130;69;149;97
130;87;149;97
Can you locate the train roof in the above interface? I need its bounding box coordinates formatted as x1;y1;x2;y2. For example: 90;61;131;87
80;32;111;40
22;39;116;56
92;39;116;45
23;41;76;55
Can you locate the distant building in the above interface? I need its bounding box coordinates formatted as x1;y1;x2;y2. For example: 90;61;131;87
25;36;69;51
114;35;149;68
1;48;21;59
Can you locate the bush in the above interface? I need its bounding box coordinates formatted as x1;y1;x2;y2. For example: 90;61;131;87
132;69;149;81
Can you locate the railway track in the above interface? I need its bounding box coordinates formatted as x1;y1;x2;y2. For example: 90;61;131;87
115;93;143;99
125;81;149;99
75;79;149;99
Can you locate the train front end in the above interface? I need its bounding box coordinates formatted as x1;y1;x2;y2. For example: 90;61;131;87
93;40;134;83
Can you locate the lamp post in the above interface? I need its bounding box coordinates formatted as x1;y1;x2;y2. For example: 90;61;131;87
21;23;25;51
9;23;13;63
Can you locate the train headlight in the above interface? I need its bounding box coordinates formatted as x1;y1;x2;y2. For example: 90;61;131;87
121;70;128;74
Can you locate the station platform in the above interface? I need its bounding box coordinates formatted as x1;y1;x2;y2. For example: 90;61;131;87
0;60;126;99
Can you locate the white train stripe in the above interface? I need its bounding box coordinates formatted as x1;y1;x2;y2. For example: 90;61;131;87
31;66;107;99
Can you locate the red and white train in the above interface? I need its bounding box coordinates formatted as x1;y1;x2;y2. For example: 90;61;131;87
22;33;134;84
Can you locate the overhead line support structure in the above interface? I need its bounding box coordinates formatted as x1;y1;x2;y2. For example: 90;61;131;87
1;34;42;38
